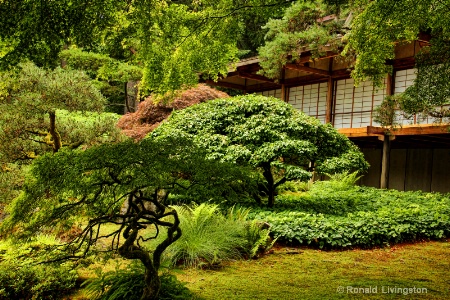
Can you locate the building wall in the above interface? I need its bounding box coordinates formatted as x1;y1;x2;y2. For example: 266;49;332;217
359;148;450;193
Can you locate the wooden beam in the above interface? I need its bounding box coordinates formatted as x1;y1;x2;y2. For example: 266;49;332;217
284;74;328;87
386;73;393;96
331;69;352;79
338;127;382;137
339;124;450;137
280;67;287;102
237;72;277;83
281;84;287;102
285;63;331;77
390;125;450;136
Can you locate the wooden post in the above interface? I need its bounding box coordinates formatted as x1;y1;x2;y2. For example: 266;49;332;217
326;76;333;123
380;135;391;189
280;67;287;102
281;84;287;102
380;73;394;189
325;57;334;123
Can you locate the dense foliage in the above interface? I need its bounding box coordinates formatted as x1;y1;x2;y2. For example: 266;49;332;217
0;0;292;95
242;180;450;248
60;48;143;114
153;95;368;207
0;262;77;300
0;235;78;300
0;62;122;162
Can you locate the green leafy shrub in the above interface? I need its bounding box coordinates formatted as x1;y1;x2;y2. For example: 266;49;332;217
156;203;274;268
82;263;193;300
0;234;78;300
276;180;312;193
244;185;450;249
0;261;77;300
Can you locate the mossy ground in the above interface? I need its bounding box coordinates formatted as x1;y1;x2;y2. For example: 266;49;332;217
175;240;450;300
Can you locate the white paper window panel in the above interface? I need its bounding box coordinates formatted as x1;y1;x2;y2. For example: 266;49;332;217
334;104;344;113
334;114;353;128
354;87;364;94
395;111;414;125
260;89;282;99
416;114;431;124
288;82;328;118
394;87;405;93
316;115;326;124
362;98;373;110
394;69;417;95
289;91;300;98
353;112;372;127
353;102;363;109
292;103;302;110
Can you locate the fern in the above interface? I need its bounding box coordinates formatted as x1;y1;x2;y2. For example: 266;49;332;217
82;262;193;300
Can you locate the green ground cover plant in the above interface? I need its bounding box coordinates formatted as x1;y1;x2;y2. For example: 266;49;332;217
237;177;450;248
0;235;78;300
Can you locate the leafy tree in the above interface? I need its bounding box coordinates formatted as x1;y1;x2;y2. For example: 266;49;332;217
0;1;297;96
152;95;368;207
258;0;349;79
60;47;143;114
0;0;127;68
0;62;123;163
1;137;252;300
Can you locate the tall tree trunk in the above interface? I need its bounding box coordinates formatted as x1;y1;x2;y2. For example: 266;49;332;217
48;111;62;152
118;229;161;300
141;267;161;300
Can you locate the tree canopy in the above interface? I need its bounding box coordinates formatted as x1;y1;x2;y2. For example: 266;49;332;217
152;95;368;207
0;62;123;163
0;0;292;95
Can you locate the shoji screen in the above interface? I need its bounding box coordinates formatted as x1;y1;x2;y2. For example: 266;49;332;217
333;78;386;128
394;69;417;124
259;89;282;99
288;82;328;123
395;68;450;124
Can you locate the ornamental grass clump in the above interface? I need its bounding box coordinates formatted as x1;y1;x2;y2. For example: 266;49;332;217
158;203;274;268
